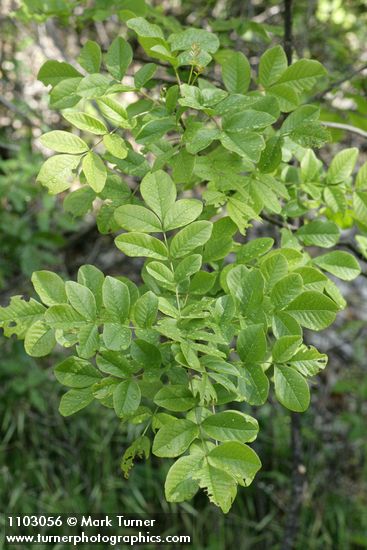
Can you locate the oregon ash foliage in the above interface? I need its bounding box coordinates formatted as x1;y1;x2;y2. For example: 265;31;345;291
1;14;366;513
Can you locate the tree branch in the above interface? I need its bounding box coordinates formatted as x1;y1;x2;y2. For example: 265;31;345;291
321;121;367;138
281;413;306;550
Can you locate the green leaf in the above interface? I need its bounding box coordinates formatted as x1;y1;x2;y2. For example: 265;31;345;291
82;152;107;193
236;238;274;263
154;385;196;412
281;105;319;134
32;271;67;306
227;266;264;311
165;454;202;502
285;291;338;330
37;154;80;194
115;232;168;260
40;131;88;154
77;265;104;310
238;364;269;406
77;74;112;98
296;220;340;248
140;170;176;220
131;339;161;369
146;261;174;285
24;321;55;357
221;51;251;94
65;281;97;320
207;441;261;486
78;40;101;73
45;304;85;330
59;387;94;416
127;17;165;39
163;199;203;231
152;419;199;457
64;187;96;217
103;323;131;351
114;204;162;232
193;462;237;513
276;59;327;92
313;251;361;281
63;112;107;135
170;221;213;258
327;148;358;183
272;335;302;363
258;136;282;173
174;258;201;287
134;63;157;88
113;379;141;417
77;323;100;359
121;435;151;478
102;276;130;322
270;273;303;309
133;291;158;328
103;133;128;159
267;83;299;112
259;45;287;88
274;366;310;412
222;110;275;132
202;411;259;443
54;356;101;388
168;29;219;53
237;325;267;363
105;36;133;79
38;60;82;86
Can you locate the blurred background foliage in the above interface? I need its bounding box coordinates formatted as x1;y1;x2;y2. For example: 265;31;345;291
0;1;366;549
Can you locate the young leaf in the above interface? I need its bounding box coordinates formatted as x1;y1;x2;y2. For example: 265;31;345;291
24;321;55;357
103;134;128;159
274;366;310;412
238;364;269;406
78;40;102;73
259;45;287;88
285;291;338;330
165;455;202;502
296;220;340;248
163;199;203;231
140;170;176;220
113;379;141;417
221;51;251;94
170;221;213;258
154;385;196;412
207;441;262;486
237;325;267;363
32;271;67;306
65;281;97;320
59;387;94;416
133;291;158;328
82;152;107;193
115;233;168;260
313;251;361;281
114;205;162;232
102;276;130;322
63;112;107;135
38;60;82;86
40;131;88;154
54;356;102;388
202;411;259;443
152;419;199;457
37;154;80;194
105;36;133;80
193;462;237;514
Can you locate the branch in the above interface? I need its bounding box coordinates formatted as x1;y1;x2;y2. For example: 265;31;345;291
281;413;306;550
321;121;367;138
310;63;367;102
283;0;293;65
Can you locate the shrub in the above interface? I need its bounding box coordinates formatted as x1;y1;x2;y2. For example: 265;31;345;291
1;18;365;513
